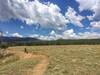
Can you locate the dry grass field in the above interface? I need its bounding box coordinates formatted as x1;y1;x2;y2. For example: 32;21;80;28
0;45;100;75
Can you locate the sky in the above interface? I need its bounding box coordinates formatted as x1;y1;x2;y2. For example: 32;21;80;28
0;0;100;40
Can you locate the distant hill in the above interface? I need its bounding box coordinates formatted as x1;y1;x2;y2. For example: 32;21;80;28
0;37;100;46
0;37;40;42
0;37;41;46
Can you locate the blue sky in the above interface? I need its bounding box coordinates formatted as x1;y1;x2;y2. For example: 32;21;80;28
0;0;100;40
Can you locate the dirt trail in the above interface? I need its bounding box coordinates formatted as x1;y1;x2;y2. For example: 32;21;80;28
8;50;49;75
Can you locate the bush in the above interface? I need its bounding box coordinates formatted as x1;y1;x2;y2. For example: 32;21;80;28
0;43;9;58
0;44;8;50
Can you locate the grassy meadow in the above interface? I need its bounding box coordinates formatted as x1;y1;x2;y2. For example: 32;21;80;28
0;45;100;75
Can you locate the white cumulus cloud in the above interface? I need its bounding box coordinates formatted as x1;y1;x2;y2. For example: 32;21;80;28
65;7;84;27
30;29;78;40
90;21;100;29
31;30;100;40
76;0;100;21
0;0;68;30
29;34;39;38
78;32;100;39
11;33;23;37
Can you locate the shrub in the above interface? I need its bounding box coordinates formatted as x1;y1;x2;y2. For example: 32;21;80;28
0;43;9;58
0;43;8;50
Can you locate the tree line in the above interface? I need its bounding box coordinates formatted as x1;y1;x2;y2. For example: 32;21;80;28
5;39;100;46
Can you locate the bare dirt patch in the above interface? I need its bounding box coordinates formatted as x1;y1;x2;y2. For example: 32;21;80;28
8;49;49;75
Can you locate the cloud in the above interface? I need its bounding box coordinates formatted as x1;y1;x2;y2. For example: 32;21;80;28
1;0;100;40
29;29;78;40
5;31;9;34
90;21;100;29
29;30;62;40
65;7;84;27
0;0;14;21
76;0;100;21
76;0;100;30
0;0;86;30
76;0;96;11
78;32;100;39
29;34;39;38
11;33;23;37
20;25;24;29
62;29;78;39
30;30;100;40
62;31;100;39
0;0;68;30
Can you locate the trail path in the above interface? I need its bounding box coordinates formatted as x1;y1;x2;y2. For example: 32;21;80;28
8;49;49;75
